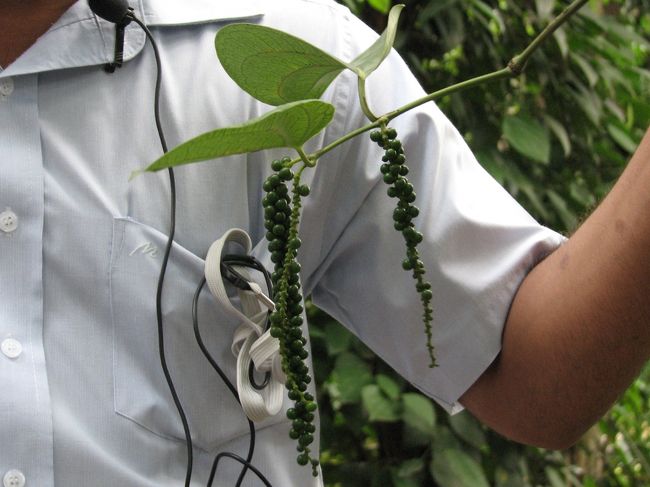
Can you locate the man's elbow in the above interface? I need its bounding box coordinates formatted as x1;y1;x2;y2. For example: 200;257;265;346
460;363;606;452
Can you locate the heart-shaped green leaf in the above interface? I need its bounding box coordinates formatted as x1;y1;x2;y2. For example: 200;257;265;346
142;100;334;173
349;4;404;79
216;24;349;106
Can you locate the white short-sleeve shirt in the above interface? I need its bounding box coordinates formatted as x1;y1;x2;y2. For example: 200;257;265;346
0;0;564;485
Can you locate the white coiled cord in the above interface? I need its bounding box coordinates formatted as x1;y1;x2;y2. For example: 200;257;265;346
204;229;285;422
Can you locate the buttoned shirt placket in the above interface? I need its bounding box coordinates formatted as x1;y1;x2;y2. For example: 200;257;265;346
0;67;51;487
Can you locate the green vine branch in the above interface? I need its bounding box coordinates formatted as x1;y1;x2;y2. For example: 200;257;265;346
306;0;588;163
142;0;595;473
510;0;589;74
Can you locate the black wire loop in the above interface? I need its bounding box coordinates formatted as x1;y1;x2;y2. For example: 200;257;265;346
193;262;274;486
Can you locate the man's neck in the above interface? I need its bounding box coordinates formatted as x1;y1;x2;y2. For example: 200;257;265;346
0;1;77;68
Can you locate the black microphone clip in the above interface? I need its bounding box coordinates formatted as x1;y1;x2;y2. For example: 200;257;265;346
88;0;135;73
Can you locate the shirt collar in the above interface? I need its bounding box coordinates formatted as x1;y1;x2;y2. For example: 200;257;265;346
1;0;264;78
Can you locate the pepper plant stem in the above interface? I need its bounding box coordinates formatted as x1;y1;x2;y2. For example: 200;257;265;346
358;77;379;122
308;0;588;162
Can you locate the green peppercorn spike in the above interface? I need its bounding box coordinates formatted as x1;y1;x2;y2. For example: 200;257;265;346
374;127;437;368
262;159;320;470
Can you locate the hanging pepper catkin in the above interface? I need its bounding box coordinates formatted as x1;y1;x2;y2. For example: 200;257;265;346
262;158;319;476
370;127;437;367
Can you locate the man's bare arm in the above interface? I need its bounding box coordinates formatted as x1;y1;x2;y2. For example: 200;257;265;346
461;127;650;449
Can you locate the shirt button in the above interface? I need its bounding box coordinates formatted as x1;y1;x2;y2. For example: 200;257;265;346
1;338;22;359
0;77;14;99
3;470;25;487
0;209;18;233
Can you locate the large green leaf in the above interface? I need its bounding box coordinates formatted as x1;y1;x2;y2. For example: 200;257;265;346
349;4;404;79
430;449;490;487
143;100;334;173
502;114;550;164
216;24;348;106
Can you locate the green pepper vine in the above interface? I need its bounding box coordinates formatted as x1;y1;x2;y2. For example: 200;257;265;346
142;0;590;472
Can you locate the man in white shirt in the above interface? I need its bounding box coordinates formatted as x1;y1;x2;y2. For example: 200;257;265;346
1;0;649;486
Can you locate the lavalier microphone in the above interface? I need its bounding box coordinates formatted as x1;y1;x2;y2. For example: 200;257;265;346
88;0;133;25
88;0;135;72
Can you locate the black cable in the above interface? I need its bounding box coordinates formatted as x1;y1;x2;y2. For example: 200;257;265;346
129;14;194;487
221;255;274;307
193;259;275;487
208;453;273;487
192;279;256;486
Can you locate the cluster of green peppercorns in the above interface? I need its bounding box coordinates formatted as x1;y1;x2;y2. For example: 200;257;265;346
258;129;436;472
262;157;319;475
370;126;437;367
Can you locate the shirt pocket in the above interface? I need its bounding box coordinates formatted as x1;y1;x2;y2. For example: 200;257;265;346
109;217;281;452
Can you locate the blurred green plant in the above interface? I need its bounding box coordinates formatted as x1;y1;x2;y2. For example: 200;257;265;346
310;303;577;486
313;0;650;485
311;301;650;486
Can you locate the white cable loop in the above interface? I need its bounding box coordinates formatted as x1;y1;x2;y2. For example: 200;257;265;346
204;229;284;423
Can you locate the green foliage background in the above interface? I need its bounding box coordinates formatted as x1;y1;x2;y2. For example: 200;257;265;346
310;0;650;485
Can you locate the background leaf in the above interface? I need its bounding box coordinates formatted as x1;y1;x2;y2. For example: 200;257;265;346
216;24;348;105
330;352;373;404
542;114;572;157
322;322;353;355
368;0;391;14
144;100;334;172
362;384;400;421
391;459;426;487
448;411;487;450
502;114;551;164
402;392;436;435
430;449;490;487
376;374;401;400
